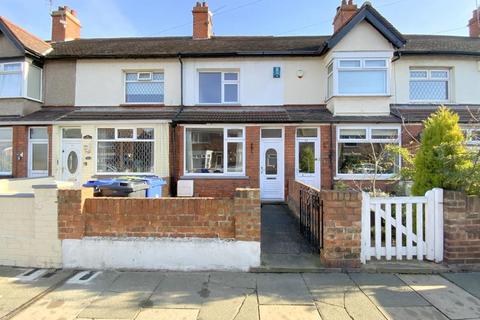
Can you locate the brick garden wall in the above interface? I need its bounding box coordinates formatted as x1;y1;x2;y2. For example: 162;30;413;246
58;188;260;242
444;190;480;265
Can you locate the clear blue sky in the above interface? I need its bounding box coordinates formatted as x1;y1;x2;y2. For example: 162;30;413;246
0;0;476;40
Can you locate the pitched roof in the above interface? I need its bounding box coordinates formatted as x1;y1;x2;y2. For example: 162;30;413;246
400;35;480;56
324;2;405;51
47;36;328;59
391;105;480;123
0;16;51;56
175;106;293;123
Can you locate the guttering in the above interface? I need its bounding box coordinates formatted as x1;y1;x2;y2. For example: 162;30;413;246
397;50;480;57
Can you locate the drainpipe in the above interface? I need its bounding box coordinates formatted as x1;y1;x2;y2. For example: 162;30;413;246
171;54;185;196
329;123;335;189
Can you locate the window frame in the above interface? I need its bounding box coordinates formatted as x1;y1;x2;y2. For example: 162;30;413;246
197;70;240;105
335;125;401;180
95;127;156;175
0;61;43;102
123;70;165;104
464;128;480;146
327;57;391;98
183;125;246;177
28;127;49;177
409;68;450;103
0;127;12;176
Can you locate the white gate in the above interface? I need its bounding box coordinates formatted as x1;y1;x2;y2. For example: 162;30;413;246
361;189;443;264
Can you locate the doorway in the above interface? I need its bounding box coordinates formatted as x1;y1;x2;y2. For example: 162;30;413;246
295;128;320;189
259;128;284;201
61;128;82;183
28;127;48;177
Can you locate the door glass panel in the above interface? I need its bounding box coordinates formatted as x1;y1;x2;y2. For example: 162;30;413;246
298;142;315;174
67;151;78;173
265;148;277;175
30;127;48;139
62;128;82;139
261;129;282;138
32;143;48;171
297;128;317;137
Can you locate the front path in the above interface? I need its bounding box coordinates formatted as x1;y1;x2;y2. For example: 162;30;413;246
1;267;480;320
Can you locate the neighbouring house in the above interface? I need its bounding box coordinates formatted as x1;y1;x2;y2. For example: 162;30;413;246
0;1;478;201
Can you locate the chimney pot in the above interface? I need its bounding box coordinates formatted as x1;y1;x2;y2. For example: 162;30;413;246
51;5;81;42
333;0;358;33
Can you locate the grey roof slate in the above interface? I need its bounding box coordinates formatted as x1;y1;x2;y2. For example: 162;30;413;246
391;104;480;123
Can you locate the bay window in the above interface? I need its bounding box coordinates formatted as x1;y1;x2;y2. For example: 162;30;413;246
337;126;400;179
96;128;154;174
409;69;449;102
465;128;480;146
0;128;12;175
0;62;42;100
185;127;245;175
198;71;239;104
125;71;164;103
327;57;389;98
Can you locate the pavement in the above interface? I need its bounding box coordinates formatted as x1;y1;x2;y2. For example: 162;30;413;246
1;267;480;320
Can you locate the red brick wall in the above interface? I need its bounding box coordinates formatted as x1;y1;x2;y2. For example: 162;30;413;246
12;126;28;178
444;190;480;265
58;188;260;241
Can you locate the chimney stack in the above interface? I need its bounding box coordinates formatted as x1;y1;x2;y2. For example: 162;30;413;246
192;2;213;40
469;8;480;37
51;5;81;42
333;0;358;33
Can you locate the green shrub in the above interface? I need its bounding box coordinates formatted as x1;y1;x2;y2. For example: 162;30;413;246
412;107;472;195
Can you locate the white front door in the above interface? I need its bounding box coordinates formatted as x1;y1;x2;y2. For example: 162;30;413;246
62;141;82;182
260;128;284;201
295;128;321;189
61;128;83;183
28;127;49;177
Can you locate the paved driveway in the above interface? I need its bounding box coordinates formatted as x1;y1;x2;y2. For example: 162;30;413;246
1;267;479;320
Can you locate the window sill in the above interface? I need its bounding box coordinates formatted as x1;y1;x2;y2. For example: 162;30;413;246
120;103;165;107
330;94;391;98
180;175;249;180
334;175;398;181
195;103;241;106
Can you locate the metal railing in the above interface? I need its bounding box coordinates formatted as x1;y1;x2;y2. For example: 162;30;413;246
299;188;323;253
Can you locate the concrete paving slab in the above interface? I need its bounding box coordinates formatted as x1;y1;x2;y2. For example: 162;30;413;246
344;288;387;320
259;305;321;320
234;293;259;320
135;308;199;320
150;272;209;309
442;272;480;299
78;290;150;319
302;273;356;306
197;285;251;320
209;272;256;289
315;302;352;320
381;306;448;320
257;273;313;305
350;273;430;307
0;268;72;319
399;274;480;320
108;272;163;293
12;271;119;320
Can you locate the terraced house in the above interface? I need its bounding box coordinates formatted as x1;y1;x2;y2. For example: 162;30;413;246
0;0;479;201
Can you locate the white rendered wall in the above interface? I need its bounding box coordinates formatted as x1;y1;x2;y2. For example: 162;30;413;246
62;237;261;271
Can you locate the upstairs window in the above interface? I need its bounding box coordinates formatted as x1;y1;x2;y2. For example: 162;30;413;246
198;71;239;104
328;58;389;98
0;63;22;97
125;72;164;103
410;69;449;102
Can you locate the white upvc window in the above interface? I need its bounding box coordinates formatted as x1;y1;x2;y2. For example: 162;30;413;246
96;127;155;174
184;126;245;176
0;62;42;101
327;57;390;98
464;128;480;146
125;71;164;103
336;126;401;180
409;68;450;102
0;127;12;175
198;71;239;104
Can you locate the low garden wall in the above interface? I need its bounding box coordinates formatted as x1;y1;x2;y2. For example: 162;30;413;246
444;191;480;266
59;188;261;271
287;180;362;268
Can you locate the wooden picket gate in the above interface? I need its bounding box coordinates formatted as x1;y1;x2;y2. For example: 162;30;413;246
361;189;443;264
